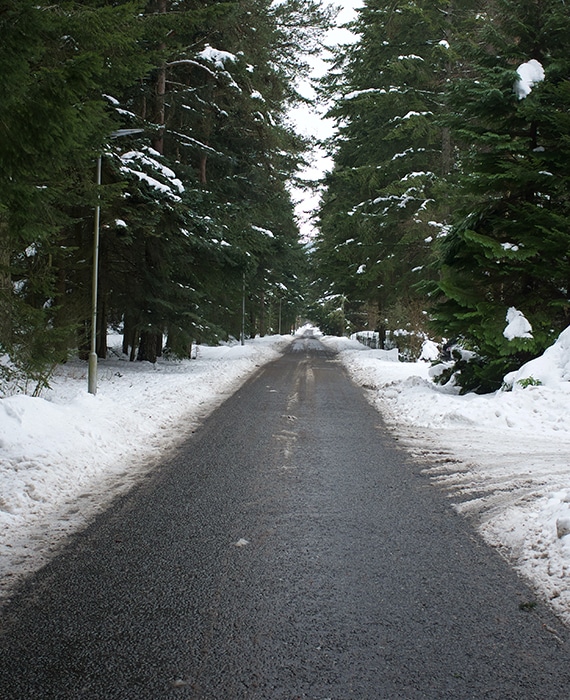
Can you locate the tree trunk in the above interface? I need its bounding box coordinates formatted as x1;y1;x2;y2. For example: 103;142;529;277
96;294;107;359
129;328;139;362
96;232;108;359
441;3;454;179
122;312;136;356
200;154;208;184
166;325;193;358
78;319;90;361
441;126;452;176
0;215;12;350
259;289;266;337
366;300;378;333
139;0;166;365
375;298;386;349
137;329;162;363
152;0;167;155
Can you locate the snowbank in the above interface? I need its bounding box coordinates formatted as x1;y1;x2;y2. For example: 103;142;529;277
505;325;570;388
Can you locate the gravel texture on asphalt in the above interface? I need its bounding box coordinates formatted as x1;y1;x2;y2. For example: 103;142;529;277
1;335;570;699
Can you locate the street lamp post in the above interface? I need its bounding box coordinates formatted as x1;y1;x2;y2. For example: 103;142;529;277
87;154;102;395
88;129;144;395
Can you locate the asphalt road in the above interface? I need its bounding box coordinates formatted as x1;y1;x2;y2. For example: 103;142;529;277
1;335;570;699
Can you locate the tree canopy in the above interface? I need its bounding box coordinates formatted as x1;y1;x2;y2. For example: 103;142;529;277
3;0;570;396
0;0;333;393
313;0;570;389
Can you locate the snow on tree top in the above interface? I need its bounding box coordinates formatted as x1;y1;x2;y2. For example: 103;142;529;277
251;225;275;238
393;111;433;122
344;88;387;100
197;45;238;69
120;149;184;200
400;171;435;182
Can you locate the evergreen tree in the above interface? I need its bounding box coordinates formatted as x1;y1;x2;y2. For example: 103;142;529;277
126;0;328;345
430;0;570;392
0;0;331;388
312;0;474;343
0;0;149;391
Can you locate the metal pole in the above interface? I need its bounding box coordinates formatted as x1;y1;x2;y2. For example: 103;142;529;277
88;155;102;395
241;272;245;346
278;297;282;335
87;130;144;394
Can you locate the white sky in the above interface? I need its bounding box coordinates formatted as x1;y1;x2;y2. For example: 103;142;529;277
290;0;363;240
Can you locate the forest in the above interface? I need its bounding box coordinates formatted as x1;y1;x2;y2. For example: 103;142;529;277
1;0;569;395
313;0;570;392
0;0;333;393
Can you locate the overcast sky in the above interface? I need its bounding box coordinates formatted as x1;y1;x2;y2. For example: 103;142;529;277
290;0;362;241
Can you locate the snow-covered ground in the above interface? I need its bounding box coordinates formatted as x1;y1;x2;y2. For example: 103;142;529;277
1;327;570;629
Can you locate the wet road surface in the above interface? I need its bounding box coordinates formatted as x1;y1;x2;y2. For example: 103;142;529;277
1;335;570;698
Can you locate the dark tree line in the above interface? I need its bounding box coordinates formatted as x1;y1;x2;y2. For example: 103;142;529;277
311;0;570;391
0;0;333;393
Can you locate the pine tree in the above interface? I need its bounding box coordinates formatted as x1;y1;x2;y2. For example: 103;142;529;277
430;0;570;392
0;0;149;391
0;0;330;388
312;0;476;344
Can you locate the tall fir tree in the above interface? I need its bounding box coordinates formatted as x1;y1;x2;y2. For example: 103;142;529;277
0;0;331;390
0;0;149;390
429;0;570;392
312;0;475;344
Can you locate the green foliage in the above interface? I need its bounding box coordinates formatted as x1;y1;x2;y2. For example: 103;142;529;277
311;0;476;339
312;1;570;391
517;376;542;388
429;0;570;391
0;0;153;389
1;297;72;397
0;0;328;390
305;293;349;337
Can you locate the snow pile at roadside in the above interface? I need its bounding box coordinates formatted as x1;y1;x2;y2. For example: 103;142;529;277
505;325;570;388
0;335;289;599
324;329;570;624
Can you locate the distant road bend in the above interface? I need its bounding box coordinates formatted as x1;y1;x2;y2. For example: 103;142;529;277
1;332;570;699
